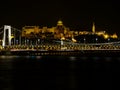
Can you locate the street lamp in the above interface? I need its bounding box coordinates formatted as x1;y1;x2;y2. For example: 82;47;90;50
108;38;110;42
16;40;18;45
96;38;98;43
38;39;40;45
84;38;86;43
27;39;29;45
25;38;26;45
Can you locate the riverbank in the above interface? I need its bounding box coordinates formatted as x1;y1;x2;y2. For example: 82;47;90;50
0;49;120;56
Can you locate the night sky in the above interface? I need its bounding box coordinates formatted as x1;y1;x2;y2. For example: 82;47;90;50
0;0;120;36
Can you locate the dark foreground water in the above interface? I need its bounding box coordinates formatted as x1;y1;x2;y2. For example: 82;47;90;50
0;55;120;90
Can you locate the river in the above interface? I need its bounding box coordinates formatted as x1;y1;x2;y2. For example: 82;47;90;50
0;55;119;90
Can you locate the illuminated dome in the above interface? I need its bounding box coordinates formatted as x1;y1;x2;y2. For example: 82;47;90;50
57;20;63;26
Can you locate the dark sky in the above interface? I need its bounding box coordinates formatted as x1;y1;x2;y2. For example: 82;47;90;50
0;0;120;35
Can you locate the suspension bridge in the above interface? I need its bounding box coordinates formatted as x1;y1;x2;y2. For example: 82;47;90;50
0;25;120;55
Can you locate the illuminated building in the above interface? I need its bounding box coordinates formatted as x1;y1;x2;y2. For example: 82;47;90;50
21;20;118;43
22;20;70;39
22;26;40;37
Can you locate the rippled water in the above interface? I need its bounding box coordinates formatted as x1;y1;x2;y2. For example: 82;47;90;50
0;56;119;90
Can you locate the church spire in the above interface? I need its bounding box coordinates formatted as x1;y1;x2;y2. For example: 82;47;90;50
92;22;95;33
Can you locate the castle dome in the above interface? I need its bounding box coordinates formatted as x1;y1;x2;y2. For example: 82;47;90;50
57;20;63;26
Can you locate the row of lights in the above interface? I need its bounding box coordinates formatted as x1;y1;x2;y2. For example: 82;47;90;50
2;44;120;50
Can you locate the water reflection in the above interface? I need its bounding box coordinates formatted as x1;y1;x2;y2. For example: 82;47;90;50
80;56;88;60
0;56;119;90
104;57;112;62
0;55;19;60
92;57;100;60
36;56;42;59
117;57;120;61
69;56;76;61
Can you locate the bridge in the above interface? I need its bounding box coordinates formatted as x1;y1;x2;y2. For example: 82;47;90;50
0;25;21;47
0;25;120;52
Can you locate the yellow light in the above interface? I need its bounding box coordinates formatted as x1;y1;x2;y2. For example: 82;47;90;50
72;38;77;42
10;35;14;39
103;34;109;39
57;20;63;26
61;37;65;40
92;22;95;33
111;33;118;38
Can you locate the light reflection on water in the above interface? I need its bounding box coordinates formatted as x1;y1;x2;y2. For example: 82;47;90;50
0;56;119;90
0;55;117;59
0;56;43;61
117;57;120;61
69;56;76;61
104;57;112;62
0;55;119;62
0;55;19;59
92;57;100;60
80;56;88;60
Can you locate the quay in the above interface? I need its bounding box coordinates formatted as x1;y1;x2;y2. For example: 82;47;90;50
1;47;120;56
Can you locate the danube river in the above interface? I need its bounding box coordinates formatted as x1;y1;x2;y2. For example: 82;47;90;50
0;55;120;90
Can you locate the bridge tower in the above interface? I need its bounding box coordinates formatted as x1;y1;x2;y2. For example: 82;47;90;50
2;25;12;47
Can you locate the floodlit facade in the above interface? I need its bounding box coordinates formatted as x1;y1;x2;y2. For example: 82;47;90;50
21;20;118;42
22;20;71;39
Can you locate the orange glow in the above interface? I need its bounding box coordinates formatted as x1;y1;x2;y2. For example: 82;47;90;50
21;20;118;41
111;33;118;38
57;20;63;26
61;37;65;40
72;38;77;42
103;34;109;39
92;22;95;33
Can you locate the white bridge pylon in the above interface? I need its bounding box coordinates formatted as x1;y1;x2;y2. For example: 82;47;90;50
2;25;11;47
